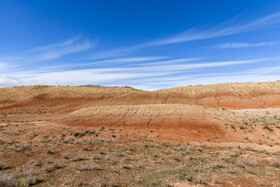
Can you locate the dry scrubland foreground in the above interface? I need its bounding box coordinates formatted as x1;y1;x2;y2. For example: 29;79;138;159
1;81;280;186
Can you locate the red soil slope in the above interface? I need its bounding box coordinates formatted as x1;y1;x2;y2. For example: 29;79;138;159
61;104;236;142
1;81;280;110
0;81;279;143
156;81;280;108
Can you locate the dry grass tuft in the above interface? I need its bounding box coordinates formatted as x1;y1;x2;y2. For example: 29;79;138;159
0;173;16;187
79;163;101;171
237;156;257;168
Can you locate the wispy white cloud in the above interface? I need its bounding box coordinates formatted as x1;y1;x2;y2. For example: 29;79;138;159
127;58;268;72
86;56;168;66
14;56;169;73
213;41;279;49
135;58;202;66
0;61;18;73
165;72;280;88
0;57;275;89
0;68;172;87
129;65;280;90
0;35;94;65
0;76;23;87
147;12;280;46
88;11;280;59
28;35;83;52
33;37;94;60
0;62;9;69
11;57;263;75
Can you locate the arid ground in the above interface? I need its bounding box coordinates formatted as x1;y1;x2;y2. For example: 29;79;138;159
1;81;280;186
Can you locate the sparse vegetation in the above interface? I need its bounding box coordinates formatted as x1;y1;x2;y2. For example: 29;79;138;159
0;122;280;186
0;173;16;187
271;160;280;168
79;163;101;171
237;156;258;167
263;124;274;131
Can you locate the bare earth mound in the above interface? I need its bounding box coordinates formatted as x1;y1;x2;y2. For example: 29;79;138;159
61;104;234;142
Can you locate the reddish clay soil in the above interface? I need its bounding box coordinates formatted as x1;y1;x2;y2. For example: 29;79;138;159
1;81;280;144
1;81;280;110
0;81;280;186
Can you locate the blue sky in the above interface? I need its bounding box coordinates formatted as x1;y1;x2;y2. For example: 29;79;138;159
1;0;280;90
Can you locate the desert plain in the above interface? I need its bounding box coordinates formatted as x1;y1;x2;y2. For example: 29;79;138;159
1;81;280;186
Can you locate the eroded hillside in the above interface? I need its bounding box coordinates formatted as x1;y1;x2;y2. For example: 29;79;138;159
1;82;280;186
